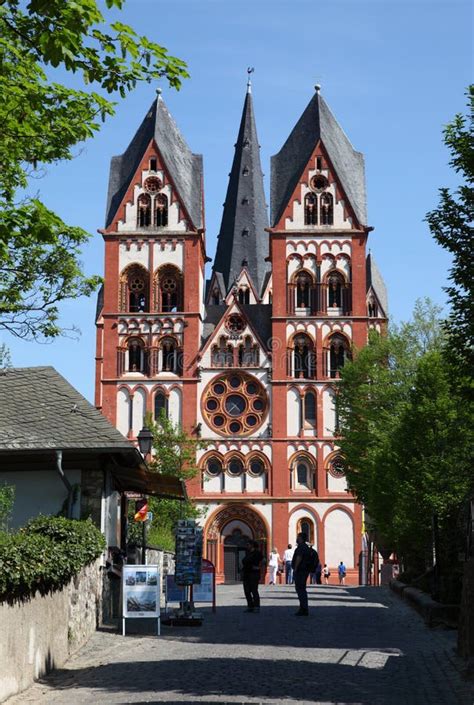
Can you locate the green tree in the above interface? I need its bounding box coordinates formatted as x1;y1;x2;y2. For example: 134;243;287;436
0;0;188;340
131;413;205;551
426;85;474;374
0;484;15;532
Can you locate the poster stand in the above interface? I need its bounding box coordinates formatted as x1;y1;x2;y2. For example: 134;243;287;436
122;564;160;636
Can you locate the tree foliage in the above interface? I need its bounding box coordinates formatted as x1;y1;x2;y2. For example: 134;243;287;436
0;0;188;339
426;85;474;374
337;300;473;593
129;413;205;551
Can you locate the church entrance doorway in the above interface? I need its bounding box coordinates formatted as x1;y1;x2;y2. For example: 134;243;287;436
223;529;250;583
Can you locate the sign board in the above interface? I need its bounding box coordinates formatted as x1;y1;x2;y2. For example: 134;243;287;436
146;511;154;522
190;559;216;611
166;574;186;603
122;564;160;633
175;519;203;586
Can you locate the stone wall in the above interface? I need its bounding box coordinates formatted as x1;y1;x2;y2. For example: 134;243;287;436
0;559;102;703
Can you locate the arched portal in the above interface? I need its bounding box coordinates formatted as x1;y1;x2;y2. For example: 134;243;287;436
204;504;268;584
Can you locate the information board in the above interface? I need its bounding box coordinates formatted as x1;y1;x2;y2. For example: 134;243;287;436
191;571;213;602
122;564;160;623
175;519;203;586
165;574;186;603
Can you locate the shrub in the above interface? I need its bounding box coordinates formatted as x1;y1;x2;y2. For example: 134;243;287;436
0;516;105;601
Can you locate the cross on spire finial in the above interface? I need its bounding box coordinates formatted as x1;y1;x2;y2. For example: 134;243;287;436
247;67;254;94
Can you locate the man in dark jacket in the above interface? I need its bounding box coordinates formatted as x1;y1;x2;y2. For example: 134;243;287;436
291;532;312;615
241;540;263;612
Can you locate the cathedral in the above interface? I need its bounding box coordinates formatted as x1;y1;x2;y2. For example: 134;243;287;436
95;80;388;584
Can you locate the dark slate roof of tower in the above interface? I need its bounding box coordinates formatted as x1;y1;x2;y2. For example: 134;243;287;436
105;94;203;230
366;253;388;315
212;88;270;296
270;89;367;227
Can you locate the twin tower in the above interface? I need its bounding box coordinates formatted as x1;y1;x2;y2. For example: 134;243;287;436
95;82;387;583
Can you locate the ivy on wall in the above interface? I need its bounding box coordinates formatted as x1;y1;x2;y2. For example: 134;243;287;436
0;516;105;601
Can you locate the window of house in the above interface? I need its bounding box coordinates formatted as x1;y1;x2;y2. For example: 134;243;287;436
293;334;315;379
127;338;145;373
320;192;334;225
328;271;345;308
316;157;323;170
211;337;233;367
227;457;244;476
295;271;313;308
238;288;250;304
239;336;258;367
157;266;182;312
119;265;149;313
206;457;222;477
298;518;314;543
161;337;177;373
211;288;220;305
137;193;151;227
154;392;168;420
304;193;318;225
368;297;377;317
304;391;316;427
329;334;351;378
149;157;157;172
248;457;265;476
155;193;168;227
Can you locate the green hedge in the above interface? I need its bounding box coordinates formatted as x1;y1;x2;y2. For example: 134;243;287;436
0;516;105;601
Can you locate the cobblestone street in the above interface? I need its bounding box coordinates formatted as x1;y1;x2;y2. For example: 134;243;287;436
7;585;474;705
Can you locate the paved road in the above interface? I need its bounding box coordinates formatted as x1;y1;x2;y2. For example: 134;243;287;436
7;584;474;705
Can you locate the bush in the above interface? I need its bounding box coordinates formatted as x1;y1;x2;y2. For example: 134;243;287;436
0;516;105;601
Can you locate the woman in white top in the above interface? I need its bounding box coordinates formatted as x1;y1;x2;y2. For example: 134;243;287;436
268;547;281;585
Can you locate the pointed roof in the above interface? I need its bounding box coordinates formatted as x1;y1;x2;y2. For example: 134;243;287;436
366;253;388;316
105;93;203;230
270;87;367;227
212;86;270;295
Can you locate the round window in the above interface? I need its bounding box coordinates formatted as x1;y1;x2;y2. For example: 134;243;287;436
228;458;243;476
249;458;264;476
310;174;328;191
202;372;268;436
225;394;246;417
144;176;162;193
207;459;222;476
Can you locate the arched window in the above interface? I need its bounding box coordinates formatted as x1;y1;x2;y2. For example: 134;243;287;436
295;271;313;308
211;288;220;305
327;271;345;308
292;455;314;491
211;337;233;367
154;391;168;420
120;264;149;313
368;297;377;317
329;334;351;378
149;157;157;172
155;193;168;227
304;390;316;427
293;334;315;379
127;338;146;373
227;457;244;476
137;194;151;227
298;518;314;543
239;336;259;367
304;193;318;225
238;288;250;305
156;265;182;312
161;337;177;373
206;457;222;476
320;192;333;225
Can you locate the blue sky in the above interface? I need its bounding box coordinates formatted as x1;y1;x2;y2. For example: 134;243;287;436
5;0;472;401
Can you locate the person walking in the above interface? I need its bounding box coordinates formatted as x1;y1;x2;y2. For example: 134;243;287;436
241;540;264;612
283;544;295;584
323;564;330;584
338;561;347;585
268;547;281;585
291;532;312;616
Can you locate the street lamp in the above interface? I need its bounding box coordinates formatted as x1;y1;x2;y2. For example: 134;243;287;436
137;425;153;564
137;426;153;458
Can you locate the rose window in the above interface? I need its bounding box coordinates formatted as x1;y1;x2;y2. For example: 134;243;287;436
144;176;162;193
202;371;268;436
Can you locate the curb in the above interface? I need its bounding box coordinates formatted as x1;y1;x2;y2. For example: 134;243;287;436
389;579;459;628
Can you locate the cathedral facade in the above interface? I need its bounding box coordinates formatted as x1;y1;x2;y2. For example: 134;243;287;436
95;83;387;584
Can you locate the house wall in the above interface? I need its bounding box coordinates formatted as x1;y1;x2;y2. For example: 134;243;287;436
0;470;81;529
0;559;101;704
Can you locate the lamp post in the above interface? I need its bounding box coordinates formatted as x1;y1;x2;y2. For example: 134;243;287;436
137;426;153;563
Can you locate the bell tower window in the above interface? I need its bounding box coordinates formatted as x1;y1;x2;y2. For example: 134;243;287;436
320;193;334;225
304;390;316;427
292;334;315;379
238;288;250;304
154;391;168;419
155;194;168;227
329;334;351;378
295;271;313;308
155;265;182;313
149;157;157;172
161;337;179;373
328;271;345;308
304;193;318;225
137;194;151;227
127;338;147;373
120;264;149;313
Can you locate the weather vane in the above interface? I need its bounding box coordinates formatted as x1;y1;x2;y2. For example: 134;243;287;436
247;67;255;92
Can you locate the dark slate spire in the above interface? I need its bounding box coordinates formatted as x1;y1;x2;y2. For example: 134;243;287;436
270;86;367;227
105;91;203;230
212;83;270;296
